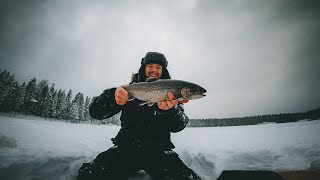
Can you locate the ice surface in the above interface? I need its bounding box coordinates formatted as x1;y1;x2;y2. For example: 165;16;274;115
0;114;319;180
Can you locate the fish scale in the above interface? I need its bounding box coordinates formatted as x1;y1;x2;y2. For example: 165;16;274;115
124;79;206;103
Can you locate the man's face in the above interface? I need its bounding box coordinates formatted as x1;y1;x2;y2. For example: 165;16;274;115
145;63;163;79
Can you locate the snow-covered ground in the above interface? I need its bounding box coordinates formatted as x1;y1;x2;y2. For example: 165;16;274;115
0;114;319;180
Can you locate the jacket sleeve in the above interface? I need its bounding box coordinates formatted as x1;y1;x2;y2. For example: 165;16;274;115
89;88;122;120
155;104;189;133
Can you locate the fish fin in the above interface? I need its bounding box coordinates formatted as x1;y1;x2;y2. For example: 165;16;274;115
146;78;159;82
127;93;135;101
175;98;186;102
139;101;149;106
127;97;135;101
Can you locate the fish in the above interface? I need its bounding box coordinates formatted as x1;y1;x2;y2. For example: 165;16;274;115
124;78;206;105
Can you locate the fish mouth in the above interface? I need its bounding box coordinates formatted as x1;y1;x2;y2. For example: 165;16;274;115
195;87;207;98
189;93;206;100
198;88;207;97
184;86;207;100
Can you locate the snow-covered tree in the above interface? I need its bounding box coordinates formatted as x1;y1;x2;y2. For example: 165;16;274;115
50;90;58;118
36;80;49;116
4;76;17;112
40;84;50;118
0;69;96;122
0;70;9;109
46;83;55;118
0;70;10;100
24;77;38;115
78;93;84;121
70;96;79;121
0;70;15;111
84;96;91;122
9;81;20;114
16;82;26;113
56;89;66;119
63;89;73;120
70;92;85;122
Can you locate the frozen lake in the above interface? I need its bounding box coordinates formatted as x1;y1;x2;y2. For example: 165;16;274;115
0;114;319;179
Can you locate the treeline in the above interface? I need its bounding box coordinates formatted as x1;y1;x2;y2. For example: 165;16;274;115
0;69;95;123
2;69;319;127
187;108;320;127
0;69;119;125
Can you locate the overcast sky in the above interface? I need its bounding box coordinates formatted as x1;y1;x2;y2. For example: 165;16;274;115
1;0;319;119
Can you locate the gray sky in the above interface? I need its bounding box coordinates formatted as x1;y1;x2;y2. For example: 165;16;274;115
1;0;320;119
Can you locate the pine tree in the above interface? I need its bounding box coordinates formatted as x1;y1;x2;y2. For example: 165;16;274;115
48;84;56;118
70;96;79;121
36;80;49;116
56;89;66;119
0;70;10;107
70;92;84;122
3;74;16;112
50;90;58;118
84;96;91;122
16;82;26;113
9;80;20;114
78;93;84;122
89;98;95;123
64;89;73;119
0;70;13;111
24;78;38;115
40;84;50;119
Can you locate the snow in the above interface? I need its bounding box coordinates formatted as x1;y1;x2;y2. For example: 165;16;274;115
0;114;320;180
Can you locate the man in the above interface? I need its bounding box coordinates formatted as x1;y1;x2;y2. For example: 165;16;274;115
77;52;201;180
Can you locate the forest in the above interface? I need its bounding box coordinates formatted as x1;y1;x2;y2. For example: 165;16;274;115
187;108;320;127
1;69;319;127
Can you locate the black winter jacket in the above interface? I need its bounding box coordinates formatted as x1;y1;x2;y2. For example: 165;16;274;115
89;77;189;151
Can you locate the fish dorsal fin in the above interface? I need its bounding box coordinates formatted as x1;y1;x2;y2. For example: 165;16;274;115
146;78;160;82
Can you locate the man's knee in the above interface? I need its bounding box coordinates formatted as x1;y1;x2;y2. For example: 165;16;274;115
159;151;201;180
77;146;121;180
77;162;106;180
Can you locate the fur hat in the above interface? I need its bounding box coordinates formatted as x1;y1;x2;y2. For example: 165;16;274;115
141;52;168;68
135;52;170;82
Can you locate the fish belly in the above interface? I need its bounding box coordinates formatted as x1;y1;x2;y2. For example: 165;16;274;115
133;91;168;102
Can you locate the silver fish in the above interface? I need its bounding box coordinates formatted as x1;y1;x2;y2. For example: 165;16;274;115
124;78;206;103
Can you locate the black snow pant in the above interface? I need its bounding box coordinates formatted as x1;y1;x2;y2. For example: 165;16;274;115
77;146;201;180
